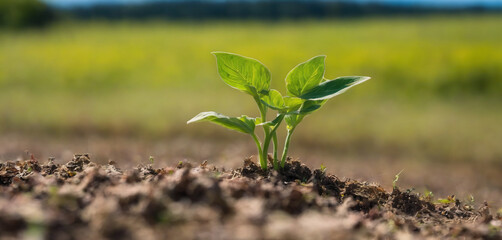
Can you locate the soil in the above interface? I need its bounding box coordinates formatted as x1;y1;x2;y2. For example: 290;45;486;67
1;155;501;240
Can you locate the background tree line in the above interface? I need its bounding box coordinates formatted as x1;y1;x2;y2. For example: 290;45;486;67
0;0;499;29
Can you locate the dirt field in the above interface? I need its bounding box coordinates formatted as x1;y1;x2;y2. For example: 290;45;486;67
1;153;501;239
1;134;501;208
1;135;502;239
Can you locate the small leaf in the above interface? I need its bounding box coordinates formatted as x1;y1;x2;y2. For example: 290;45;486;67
261;89;285;110
320;164;327;173
212;52;270;96
187;111;255;134
261;90;304;113
392;169;404;189
261;90;304;114
258;114;284;127
286;55;326;97
300;76;371;100
283;96;303;111
285;114;301;130
253;117;263;125
436;196;456;205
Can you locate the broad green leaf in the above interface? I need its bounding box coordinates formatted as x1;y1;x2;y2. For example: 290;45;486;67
283;96;303;111
285;55;326;97
212;52;270;96
187;111;255;134
300;76;371;100
261;89;285;110
299;100;324;114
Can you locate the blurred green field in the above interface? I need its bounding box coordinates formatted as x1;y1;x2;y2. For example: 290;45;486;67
1;15;501;163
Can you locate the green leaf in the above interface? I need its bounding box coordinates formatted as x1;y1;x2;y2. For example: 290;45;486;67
212;52;270;96
287;100;325;115
261;90;304;113
300;76;371;100
285;114;301;130
187;111;255;134
253;117;263;126
283;96;303;111
298;100;324;114
261;89;285;110
258;113;284;127
285;55;326;97
284;100;321;129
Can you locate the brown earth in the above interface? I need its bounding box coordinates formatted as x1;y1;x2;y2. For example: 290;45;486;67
1;154;501;240
1;134;502;209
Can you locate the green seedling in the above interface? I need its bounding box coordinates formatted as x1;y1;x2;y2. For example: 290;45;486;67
469;195;475;204
320;164;327;173
436;195;456;204
188;52;370;171
392;169;404;189
423;190;435;202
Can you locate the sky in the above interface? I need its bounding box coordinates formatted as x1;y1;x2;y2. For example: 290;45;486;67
42;0;502;9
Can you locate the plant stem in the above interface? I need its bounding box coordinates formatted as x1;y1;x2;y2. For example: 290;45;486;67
262;115;284;170
280;114;304;168
254;96;270;170
272;133;279;169
281;128;294;168
254;96;268;123
251;133;266;170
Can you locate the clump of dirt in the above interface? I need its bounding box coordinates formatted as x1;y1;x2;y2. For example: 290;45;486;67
0;155;501;239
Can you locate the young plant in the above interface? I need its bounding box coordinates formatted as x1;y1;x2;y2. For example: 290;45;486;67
393;169;404;189
188;52;370;171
